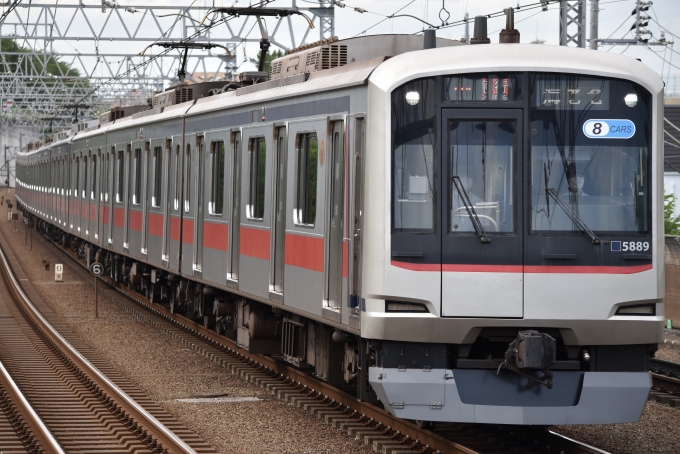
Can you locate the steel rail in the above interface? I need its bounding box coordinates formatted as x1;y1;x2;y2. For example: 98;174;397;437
0;241;197;454
0;357;64;453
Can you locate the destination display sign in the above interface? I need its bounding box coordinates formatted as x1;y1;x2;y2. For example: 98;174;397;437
535;78;609;110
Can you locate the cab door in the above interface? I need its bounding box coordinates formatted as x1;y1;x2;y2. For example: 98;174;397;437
440;109;523;318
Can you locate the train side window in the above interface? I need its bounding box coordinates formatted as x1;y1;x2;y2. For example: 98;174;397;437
174;145;180;211
152;146;162;208
184;145;191;212
294;133;318;226
116;150;124;203
248;137;266;220
209;141;225;215
132;148;142;205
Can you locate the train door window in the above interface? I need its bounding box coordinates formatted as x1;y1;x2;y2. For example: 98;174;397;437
74;156;80;198
91;153;98;200
294;133;318;226
248;137;266;220
116;149;124;203
449;120;515;233
174;145;180;211
83;156;88;199
132;148;141;205
209;141;225;215
184;144;191;212
152;146;162;208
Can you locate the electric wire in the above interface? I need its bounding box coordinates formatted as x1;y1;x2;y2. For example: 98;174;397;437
74;0;275;105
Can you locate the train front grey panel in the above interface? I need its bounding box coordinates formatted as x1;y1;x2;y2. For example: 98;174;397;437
369;367;651;425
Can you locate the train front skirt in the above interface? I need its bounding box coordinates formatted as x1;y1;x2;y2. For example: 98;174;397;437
369;367;651;424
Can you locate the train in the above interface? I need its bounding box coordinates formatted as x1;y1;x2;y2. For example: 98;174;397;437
15;19;664;426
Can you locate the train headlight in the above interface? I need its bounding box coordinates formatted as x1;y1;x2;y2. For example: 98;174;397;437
385;300;429;313
616;304;655;316
624;93;638;107
405;91;420;106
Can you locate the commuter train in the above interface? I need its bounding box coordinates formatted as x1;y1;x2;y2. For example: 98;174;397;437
15;28;664;425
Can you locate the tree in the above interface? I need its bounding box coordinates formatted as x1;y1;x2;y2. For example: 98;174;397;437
665;192;680;235
248;49;285;74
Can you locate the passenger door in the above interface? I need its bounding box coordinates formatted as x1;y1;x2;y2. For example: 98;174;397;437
324;120;346;321
227;130;242;284
270;125;287;298
440;109;523;318
193;136;206;275
201;132;230;284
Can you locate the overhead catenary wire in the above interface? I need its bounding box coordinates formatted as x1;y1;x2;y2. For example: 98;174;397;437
73;0;276;106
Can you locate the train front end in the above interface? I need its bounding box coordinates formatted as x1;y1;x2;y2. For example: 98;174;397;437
362;43;664;425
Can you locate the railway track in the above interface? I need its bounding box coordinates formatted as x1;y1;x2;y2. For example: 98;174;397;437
650;358;680;405
0;231;216;453
0;356;63;453
28;226;609;454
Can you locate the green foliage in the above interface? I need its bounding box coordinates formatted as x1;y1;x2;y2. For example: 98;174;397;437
248;49;285;74
1;38;82;80
665;192;680;235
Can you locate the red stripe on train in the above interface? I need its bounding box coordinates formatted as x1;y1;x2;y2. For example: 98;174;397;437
241;226;270;261
182;219;194;244
524;264;652;274
129;210;143;232
285;233;323;272
113;207;125;227
391;261;652;274
170;216;180;241
148;212;164;237
203;222;228;251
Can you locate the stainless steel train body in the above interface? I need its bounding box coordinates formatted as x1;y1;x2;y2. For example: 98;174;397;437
15;35;664;426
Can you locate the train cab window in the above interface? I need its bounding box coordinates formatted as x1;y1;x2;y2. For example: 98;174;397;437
529;74;651;233
132;148;141;205
184;145;191;212
152;146;162;208
392;78;436;233
248;138;266;220
116;150;124;203
293;133;318;226
209;141;225;215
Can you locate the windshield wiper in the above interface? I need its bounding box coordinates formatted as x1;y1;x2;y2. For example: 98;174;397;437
546;188;601;245
452;176;490;244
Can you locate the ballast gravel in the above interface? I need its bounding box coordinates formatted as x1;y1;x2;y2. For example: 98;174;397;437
0;197;372;454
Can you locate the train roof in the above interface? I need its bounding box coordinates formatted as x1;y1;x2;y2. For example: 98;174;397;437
18;39;664;159
370;42;664;95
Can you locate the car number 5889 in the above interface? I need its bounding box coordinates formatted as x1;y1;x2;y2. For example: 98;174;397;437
622;241;649;252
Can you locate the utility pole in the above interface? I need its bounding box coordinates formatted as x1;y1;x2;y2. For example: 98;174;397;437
589;0;599;50
596;0;672;48
559;0;586;47
464;12;470;43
